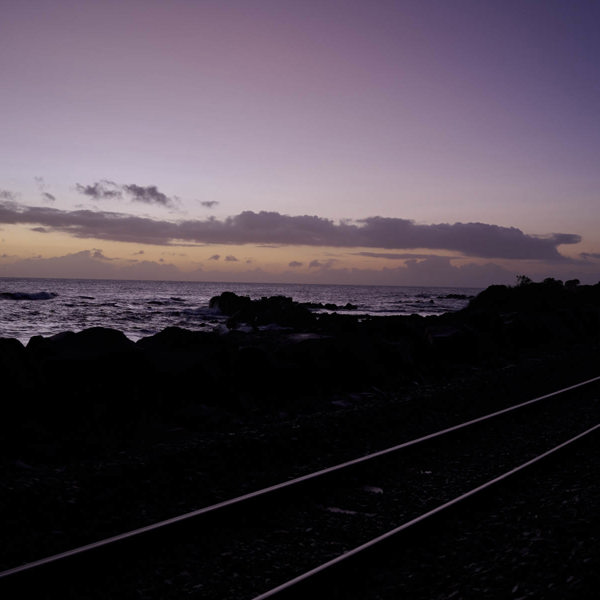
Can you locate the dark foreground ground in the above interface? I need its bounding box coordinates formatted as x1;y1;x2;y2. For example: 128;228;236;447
0;278;599;595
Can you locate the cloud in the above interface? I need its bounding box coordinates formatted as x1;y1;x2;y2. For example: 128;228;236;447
91;248;112;260
309;258;337;269
355;251;446;260
209;254;220;260
0;249;182;280
34;177;56;203
581;252;600;260
122;184;173;207
76;180;176;207
0;246;597;287
279;256;516;287
201;201;219;208
398;256;512;287
0;190;18;201
352;217;580;260
288;261;303;267
75;180;122;200
0;202;582;260
225;255;238;262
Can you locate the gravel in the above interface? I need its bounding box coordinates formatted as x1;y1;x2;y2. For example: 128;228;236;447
1;345;598;599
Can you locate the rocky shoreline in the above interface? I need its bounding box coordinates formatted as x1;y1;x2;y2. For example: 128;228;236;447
2;278;599;459
1;278;599;594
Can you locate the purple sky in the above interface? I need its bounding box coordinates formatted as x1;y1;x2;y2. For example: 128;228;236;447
1;0;599;286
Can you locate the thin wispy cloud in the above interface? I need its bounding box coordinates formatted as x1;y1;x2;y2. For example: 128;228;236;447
34;177;56;203
200;201;219;208
355;252;448;260
0;190;18;201
0;201;581;261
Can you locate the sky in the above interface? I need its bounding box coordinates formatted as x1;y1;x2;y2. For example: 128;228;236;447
1;0;599;287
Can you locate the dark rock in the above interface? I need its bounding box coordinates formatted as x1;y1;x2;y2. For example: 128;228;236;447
427;324;476;360
136;326;216;351
303;301;358;311
441;293;471;300
0;337;30;395
210;292;315;330
209;291;252;315
0;336;26;360
135;327;233;413
466;284;511;311
27;327;136;360
316;312;359;334
20;328;144;439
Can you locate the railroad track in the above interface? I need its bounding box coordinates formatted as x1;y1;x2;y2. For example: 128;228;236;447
252;423;599;599
1;376;598;598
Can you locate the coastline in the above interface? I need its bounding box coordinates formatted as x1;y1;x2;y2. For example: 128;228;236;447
1;280;599;595
2;279;600;460
0;278;479;344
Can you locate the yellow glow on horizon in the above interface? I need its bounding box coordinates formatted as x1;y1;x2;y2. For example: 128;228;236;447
2;225;462;275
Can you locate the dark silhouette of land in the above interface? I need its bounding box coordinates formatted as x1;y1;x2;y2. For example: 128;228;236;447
1;277;599;461
0;277;598;596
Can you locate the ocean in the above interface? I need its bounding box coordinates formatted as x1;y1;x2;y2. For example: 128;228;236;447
0;278;482;344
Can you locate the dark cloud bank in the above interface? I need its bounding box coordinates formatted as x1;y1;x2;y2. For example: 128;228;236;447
0;201;581;261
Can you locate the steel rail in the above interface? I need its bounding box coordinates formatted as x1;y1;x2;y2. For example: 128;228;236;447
1;375;598;582
251;422;600;599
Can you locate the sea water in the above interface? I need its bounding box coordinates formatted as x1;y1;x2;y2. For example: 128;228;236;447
0;278;481;344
